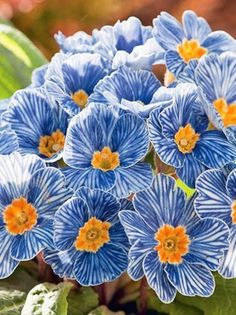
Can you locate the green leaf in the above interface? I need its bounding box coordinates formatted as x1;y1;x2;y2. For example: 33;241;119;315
88;306;125;315
0;288;26;315
176;178;195;198
21;282;73;315
68;287;99;315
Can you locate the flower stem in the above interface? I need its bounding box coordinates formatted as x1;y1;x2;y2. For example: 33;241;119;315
139;277;148;315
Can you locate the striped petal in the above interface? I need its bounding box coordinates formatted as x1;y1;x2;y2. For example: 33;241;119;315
109;221;129;251
195;169;232;225
165;261;215;297
54;197;89;251
219;225;236;278
165;50;186;77
185;218;229;270
0;130;18;155
109;163;153;198
73;243;128;286
202;31;236;54
61;166;116;192
226;169;236;199
144;250;177;303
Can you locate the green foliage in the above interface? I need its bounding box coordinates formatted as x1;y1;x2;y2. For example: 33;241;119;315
68;287;99;315
0;288;26;315
88;306;124;315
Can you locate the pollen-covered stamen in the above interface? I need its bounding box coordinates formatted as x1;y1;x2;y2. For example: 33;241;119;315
213;98;236;127
38;129;65;158
72;89;88;109
177;39;208;63
74;217;111;252
174;124;200;154
231;201;236;224
91;146;120;171
3;197;38;235
155;224;190;264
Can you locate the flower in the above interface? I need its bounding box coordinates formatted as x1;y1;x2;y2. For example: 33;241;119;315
195;168;236;278
62;103;152;198
148;83;236;187
55;31;94;54
2;89;69;163
0;152;70;278
45;52;111;116
89;66;169;118
196;52;236;145
30;64;48;88
119;174;229;303
153;10;236;78
0;129;18;155
44;187;128;285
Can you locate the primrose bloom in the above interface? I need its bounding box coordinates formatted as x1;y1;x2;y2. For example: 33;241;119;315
148;84;236;187
45;187;128;285
195;168;236;278
153;10;236;78
196;53;236;144
2;89;69;163
119;174;229;303
63;103;152;197
0;152;70;278
45;52;110;116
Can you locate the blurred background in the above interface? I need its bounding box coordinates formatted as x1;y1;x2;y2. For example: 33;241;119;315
0;0;235;60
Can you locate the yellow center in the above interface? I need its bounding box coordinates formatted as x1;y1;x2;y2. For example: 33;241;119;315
91;146;120;172
74;217;111;252
231;201;236;224
38;129;65;158
174;124;200;154
72;89;88;109
213;98;236;127
177;39;208;63
3;197;38;235
155;224;190;264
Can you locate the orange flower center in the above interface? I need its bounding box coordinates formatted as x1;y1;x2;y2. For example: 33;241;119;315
72;89;88;109
174;123;200;154
38;129;65;158
91;146;120;172
74;217;111;252
155;224;190;264
213;98;236;127
231;201;236;224
177;39;208;63
3;197;38;235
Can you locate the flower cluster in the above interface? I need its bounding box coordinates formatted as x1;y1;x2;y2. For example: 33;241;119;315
1;10;236;304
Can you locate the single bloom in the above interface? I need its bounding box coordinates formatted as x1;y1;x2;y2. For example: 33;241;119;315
45;52;110;116
119;174;229;303
196;52;236;145
0;152;70;278
195;168;236;278
62;103;152;198
2;88;69;163
148;83;236;188
44;187;129;285
153;10;236;77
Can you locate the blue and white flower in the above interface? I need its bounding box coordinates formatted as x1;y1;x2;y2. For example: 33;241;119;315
44;187;128;285
2;89;69;163
195;169;236;278
0;152;70;278
119;174;229;303
153;10;236;78
62;103;152;198
148;83;236;187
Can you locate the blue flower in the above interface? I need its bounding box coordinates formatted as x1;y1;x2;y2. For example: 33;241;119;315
31;64;48;88
196;52;236;145
0;130;18;155
119;174;229;303
153;10;236;78
62;103;152;198
0;152;70;278
45;52;111;116
89;66;167;118
148;83;236;188
44;187;128;285
2;89;69;163
195;169;236;279
55;31;94;54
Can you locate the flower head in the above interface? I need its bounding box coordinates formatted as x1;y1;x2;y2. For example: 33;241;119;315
153;10;236;77
0;152;70;278
62;103;152;198
44;187;128;285
148;83;236;187
119;174;229;303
